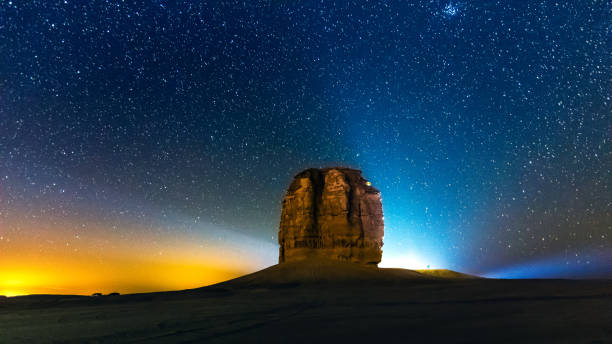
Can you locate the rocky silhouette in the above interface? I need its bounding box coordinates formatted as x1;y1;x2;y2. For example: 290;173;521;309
278;168;384;265
1;167;611;343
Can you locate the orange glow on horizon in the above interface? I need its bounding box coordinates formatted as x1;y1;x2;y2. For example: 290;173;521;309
0;217;273;297
0;258;247;297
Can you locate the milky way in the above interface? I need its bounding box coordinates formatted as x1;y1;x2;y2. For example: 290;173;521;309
0;1;610;294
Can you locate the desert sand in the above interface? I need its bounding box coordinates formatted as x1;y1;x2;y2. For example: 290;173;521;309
1;261;611;343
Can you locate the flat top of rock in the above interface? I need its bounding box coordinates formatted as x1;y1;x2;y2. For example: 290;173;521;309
296;167;362;174
291;167;381;193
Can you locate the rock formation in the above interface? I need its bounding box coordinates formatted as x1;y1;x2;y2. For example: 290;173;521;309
278;168;384;265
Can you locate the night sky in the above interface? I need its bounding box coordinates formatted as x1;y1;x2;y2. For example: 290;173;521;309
1;1;610;295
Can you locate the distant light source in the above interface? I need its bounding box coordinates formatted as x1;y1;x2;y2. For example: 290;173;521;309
366;181;372;186
443;2;459;17
379;254;433;270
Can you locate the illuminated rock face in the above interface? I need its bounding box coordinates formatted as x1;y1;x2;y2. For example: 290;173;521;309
278;168;384;265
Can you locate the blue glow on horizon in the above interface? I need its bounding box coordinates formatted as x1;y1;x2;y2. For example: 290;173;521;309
483;252;612;279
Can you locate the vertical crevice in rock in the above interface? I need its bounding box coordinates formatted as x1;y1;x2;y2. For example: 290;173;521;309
278;167;384;265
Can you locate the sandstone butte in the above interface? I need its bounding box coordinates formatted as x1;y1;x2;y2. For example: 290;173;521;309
278;167;384;266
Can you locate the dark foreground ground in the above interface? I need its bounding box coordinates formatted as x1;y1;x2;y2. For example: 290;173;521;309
1;262;611;343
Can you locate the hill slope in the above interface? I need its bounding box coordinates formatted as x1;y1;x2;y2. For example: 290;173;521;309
416;269;480;279
215;260;478;288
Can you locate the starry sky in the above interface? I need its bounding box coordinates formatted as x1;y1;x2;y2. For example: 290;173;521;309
1;1;610;295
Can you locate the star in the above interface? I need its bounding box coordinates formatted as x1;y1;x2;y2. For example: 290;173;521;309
442;2;459;18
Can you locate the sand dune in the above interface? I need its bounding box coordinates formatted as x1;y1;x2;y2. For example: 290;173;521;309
214;260;438;288
0;264;610;343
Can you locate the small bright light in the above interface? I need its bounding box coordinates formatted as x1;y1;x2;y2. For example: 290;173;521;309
366;181;372;186
1;290;25;297
379;253;433;270
443;2;459;17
